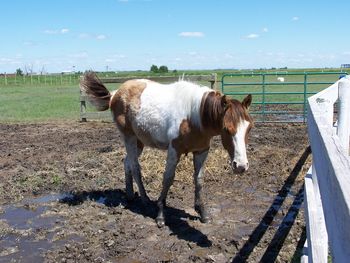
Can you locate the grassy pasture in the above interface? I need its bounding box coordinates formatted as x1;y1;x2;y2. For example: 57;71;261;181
0;83;121;123
0;69;348;123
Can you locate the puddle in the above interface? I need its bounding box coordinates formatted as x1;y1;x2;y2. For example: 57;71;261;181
0;193;80;263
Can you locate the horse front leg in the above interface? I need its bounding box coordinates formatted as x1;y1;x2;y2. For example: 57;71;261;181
156;146;179;228
193;149;210;223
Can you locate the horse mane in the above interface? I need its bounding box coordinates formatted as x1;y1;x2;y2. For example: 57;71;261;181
200;91;224;131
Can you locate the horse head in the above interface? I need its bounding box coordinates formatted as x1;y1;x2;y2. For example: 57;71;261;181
220;94;253;174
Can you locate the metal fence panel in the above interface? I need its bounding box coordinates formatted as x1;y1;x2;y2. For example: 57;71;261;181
221;72;348;123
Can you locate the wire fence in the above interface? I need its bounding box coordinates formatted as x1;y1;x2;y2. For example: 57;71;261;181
0;74;80;86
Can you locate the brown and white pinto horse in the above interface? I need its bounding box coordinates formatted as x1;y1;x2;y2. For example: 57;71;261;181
80;72;253;227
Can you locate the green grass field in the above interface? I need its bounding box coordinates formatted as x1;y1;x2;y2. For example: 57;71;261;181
0;68;348;123
0;82;121;123
0;84;80;122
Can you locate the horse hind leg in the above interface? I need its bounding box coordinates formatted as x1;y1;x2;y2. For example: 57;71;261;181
193;149;210;223
124;156;134;201
124;135;149;203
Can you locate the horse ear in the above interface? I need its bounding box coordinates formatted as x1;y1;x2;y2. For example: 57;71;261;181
242;94;252;109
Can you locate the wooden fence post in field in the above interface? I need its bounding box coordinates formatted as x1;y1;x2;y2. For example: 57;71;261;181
80;89;87;122
337;78;350;152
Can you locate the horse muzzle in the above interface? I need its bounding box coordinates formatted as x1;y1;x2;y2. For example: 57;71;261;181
232;161;249;174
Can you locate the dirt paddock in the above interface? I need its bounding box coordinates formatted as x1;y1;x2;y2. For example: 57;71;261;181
0;121;311;262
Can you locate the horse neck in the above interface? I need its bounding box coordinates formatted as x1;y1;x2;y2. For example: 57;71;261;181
200;91;224;135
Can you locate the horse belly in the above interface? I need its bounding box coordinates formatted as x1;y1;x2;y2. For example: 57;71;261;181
133;112;174;150
133;125;170;149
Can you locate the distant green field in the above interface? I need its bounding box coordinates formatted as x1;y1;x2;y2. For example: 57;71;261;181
0;84;79;122
0;83;120;123
0;68;348;123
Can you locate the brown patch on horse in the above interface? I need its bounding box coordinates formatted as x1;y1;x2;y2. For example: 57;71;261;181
172;119;211;155
110;80;147;135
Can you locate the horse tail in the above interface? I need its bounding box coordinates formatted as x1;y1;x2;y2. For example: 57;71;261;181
80;71;111;111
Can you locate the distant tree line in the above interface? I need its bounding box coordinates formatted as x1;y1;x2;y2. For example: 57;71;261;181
150;65;169;73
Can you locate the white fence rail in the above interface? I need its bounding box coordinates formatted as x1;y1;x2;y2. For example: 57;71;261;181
303;77;350;262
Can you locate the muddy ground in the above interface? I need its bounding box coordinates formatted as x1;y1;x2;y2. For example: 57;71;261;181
0;121;311;263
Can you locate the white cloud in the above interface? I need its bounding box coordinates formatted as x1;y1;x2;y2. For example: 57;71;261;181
343;51;350;55
178;32;205;38
262;27;268;33
96;34;107;40
245;33;259;39
292;16;299;21
79;33;107;40
44;29;57;34
44;28;70;34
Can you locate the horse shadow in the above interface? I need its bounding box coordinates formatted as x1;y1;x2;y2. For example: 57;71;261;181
232;146;311;263
59;189;212;248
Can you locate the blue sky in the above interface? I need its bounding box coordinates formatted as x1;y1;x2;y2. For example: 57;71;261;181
1;0;349;73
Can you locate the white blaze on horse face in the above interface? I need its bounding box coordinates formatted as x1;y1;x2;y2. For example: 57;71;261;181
232;119;250;173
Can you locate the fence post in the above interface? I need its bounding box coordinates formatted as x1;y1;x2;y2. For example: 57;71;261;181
262;74;266;122
337;78;350;153
303;74;308;122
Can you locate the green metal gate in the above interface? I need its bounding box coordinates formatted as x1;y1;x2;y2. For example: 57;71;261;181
221;71;348;122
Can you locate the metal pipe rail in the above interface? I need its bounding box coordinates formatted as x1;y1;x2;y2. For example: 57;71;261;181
221;71;348;122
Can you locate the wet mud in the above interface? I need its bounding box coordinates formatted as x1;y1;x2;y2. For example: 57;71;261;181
0;122;311;262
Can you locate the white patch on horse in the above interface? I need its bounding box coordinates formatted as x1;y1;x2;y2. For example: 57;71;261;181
232;119;250;171
134;81;211;149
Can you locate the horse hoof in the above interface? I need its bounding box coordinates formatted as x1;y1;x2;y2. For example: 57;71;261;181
200;215;210;223
195;205;209;223
156;217;165;228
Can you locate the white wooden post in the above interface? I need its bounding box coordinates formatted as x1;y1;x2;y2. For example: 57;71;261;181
337;78;350;153
305;79;350;262
304;166;328;263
